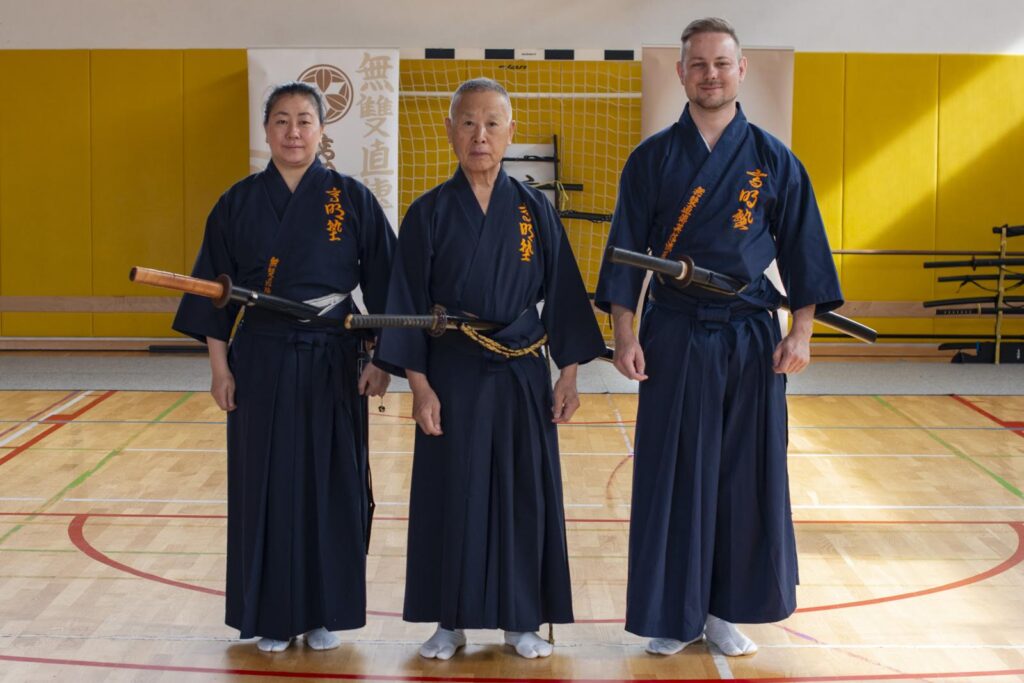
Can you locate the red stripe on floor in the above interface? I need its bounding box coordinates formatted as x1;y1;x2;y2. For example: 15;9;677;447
0;390;116;468
1;652;1023;682
952;394;1024;438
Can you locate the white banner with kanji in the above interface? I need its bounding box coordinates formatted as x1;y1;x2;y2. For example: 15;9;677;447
248;49;400;230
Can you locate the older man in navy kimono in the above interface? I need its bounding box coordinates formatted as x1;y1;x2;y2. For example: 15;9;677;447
377;78;605;660
596;18;843;656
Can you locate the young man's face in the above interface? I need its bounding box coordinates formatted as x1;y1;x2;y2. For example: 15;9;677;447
676;31;747;114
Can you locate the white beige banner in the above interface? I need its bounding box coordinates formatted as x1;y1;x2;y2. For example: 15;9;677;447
247;49;400;230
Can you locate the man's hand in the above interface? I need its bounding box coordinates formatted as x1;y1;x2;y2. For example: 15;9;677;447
611;304;648;381
552;364;581;423
408;370;442;435
358;362;391;397
773;304;814;375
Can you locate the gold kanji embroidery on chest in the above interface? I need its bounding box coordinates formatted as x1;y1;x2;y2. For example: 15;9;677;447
518;203;535;263
324;187;344;241
732;169;768;231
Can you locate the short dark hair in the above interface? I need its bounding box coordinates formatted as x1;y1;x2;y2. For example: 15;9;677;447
680;17;741;59
449;77;512;119
262;81;327;125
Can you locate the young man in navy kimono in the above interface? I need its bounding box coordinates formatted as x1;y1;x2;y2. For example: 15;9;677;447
595;18;843;656
174;82;396;653
376;78;605;660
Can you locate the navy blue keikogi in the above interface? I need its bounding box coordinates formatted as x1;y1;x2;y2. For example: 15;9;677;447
173;159;396;640
377;167;605;631
595;104;842;641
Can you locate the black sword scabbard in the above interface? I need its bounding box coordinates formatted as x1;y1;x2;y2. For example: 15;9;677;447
604;246;877;344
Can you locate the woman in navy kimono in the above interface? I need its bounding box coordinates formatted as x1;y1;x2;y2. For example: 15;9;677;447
173;82;396;653
376;78;605;660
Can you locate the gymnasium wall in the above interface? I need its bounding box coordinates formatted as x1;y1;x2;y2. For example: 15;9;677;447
0;50;249;337
0;49;1021;338
793;53;1024;337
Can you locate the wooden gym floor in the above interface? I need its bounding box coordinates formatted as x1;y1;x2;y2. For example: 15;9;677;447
1;388;1023;682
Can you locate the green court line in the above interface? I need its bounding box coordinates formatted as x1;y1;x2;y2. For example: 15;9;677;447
0;392;196;546
873;395;1024;501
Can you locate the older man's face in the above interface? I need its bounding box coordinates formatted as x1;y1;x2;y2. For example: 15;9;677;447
677;31;746;114
445;90;515;177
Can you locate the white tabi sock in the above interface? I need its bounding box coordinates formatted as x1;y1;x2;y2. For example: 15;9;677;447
504;631;553;659
256;636;294;653
645;635;702;656
419;626;466;660
704;614;758;656
304;627;341;650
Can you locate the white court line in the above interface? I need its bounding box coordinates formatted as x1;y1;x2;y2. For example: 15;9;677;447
373;502;633;509
708;645;734;679
63;498;226;505
43;498;1024;512
758;643;1024;650
370;450;632;457
607;397;635;456
116;447;966;459
122;448;225;454
0;631;1021;650
793;504;1024;510
0;391;94;448
789;453;954;458
0;497;46;502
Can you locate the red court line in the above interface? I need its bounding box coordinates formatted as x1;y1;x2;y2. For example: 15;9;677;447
0;390;117;468
67;514;223;596
796;522;1024;612
1;511;1014;525
952;395;1024;438
1;653;1023;682
61;513;1024;624
0;390;81;439
371;413;638;426
65;512;404;616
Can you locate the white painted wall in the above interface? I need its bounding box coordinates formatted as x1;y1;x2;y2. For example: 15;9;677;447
1;0;1022;54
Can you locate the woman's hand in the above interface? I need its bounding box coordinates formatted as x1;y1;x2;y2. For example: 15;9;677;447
358;362;391;397
210;367;237;411
207;338;236;411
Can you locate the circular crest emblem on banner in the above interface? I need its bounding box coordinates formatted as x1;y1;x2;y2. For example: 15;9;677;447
298;64;353;124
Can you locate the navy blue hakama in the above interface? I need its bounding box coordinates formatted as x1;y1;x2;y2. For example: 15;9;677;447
377;168;605;631
173;159;395;640
596;104;843;641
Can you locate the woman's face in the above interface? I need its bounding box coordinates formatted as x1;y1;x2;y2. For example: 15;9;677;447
444;90;515;178
264;93;323;171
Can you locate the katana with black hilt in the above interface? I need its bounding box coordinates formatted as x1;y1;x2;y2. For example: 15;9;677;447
130;266;340;325
923;257;1024;269
924;295;1024;308
605;246;878;344
344;304;502;337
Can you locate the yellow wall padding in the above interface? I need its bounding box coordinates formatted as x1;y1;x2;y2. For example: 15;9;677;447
933;55;1024;337
792;53;845;261
792;53;846;339
91;50;184;336
0;51;93;336
794;52;1022;339
0;49;249;338
183;51;250;273
1;50;1019;340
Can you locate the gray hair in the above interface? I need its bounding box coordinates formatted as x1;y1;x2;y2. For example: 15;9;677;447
680;17;742;60
262;81;327;125
448;77;512;119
